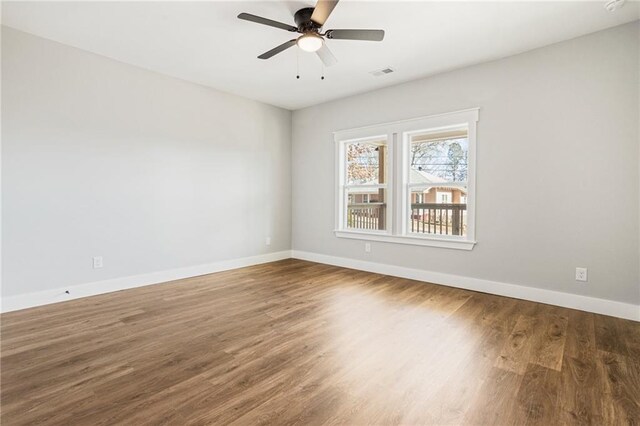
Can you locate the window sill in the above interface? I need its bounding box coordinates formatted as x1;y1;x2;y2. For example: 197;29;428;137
334;230;476;251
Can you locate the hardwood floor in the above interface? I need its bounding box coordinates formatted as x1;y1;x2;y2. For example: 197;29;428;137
1;259;638;425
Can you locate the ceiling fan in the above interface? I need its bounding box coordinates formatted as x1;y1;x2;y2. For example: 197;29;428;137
237;0;385;67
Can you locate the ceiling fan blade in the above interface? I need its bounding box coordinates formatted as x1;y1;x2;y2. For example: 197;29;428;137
325;29;385;41
311;0;339;26
316;44;337;67
258;39;297;59
238;13;298;32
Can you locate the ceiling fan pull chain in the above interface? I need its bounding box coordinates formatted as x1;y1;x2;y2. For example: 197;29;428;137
321;61;325;80
296;49;300;80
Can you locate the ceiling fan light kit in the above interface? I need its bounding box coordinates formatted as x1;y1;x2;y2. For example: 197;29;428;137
297;33;324;53
237;0;385;69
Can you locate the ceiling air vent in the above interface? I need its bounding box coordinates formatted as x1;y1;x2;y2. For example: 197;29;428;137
370;67;395;77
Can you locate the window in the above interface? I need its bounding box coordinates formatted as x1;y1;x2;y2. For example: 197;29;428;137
408;128;468;237
335;108;478;250
342;138;388;232
436;192;452;204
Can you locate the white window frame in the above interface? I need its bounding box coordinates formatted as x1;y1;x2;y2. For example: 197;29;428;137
334;108;478;251
336;135;393;235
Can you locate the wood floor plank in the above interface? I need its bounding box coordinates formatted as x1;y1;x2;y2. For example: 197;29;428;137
462;366;523;425
597;350;640;425
621;317;640;360
595;314;632;357
516;363;562;425
1;259;637;425
559;310;603;425
531;311;569;371
495;314;540;374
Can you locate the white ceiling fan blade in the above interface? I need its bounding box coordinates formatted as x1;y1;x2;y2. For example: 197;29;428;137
316;43;337;67
311;0;339;27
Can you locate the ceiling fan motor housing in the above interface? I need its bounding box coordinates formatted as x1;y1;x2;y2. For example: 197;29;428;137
294;8;321;33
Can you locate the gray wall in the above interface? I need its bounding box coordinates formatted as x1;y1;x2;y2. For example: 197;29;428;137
3;23;639;306
292;22;640;304
2;27;292;297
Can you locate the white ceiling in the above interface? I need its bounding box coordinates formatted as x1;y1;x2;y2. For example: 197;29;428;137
2;1;638;110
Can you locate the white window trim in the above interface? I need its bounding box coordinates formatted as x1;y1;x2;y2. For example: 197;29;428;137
335;134;393;234
334;108;478;251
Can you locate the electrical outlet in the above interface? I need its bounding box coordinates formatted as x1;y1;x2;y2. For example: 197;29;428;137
265;237;271;246
575;267;588;282
93;256;103;269
365;243;371;253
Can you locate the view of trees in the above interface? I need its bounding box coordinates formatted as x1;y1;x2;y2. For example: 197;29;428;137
346;143;383;184
410;138;468;181
345;138;468;184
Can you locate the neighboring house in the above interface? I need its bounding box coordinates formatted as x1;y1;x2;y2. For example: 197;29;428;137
349;168;467;205
408;168;467;205
350;189;383;204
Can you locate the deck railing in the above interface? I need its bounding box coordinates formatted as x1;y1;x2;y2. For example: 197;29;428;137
346;203;466;236
410;203;466;236
347;203;386;230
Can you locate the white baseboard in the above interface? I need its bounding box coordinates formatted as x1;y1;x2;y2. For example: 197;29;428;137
4;249;638;321
292;250;640;322
1;250;292;313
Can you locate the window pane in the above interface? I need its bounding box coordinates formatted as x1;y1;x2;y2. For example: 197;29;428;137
346;188;387;231
408;186;467;236
346;140;387;185
410;129;468;183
